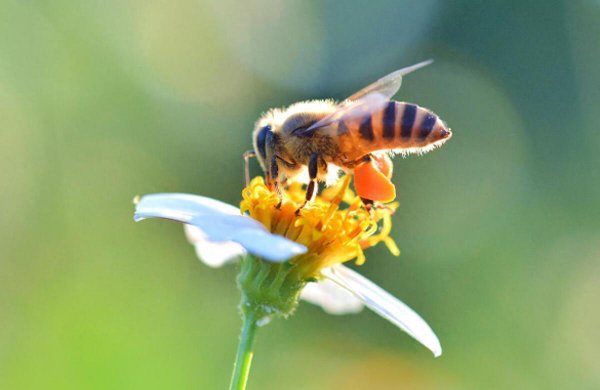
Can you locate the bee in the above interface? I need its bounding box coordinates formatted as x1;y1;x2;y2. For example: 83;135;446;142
246;60;452;208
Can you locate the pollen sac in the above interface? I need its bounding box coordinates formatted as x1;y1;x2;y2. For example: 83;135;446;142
353;159;396;203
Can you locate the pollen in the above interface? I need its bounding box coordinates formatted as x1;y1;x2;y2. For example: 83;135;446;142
240;175;400;279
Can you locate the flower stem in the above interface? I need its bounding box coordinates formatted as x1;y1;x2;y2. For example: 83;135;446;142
229;309;258;390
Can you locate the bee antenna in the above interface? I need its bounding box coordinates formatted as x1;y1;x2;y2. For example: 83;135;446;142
243;150;256;186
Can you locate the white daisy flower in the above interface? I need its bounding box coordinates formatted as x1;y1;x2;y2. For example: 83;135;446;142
134;175;441;357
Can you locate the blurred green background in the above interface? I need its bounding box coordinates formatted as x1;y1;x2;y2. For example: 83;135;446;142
2;1;599;389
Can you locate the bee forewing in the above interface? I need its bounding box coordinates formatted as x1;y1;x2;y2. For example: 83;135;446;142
295;60;434;138
298;93;389;136
346;59;433;102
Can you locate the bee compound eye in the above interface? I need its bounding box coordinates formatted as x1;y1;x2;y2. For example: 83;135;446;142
256;125;271;160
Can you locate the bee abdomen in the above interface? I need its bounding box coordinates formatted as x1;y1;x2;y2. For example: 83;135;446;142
337;101;451;159
377;101;450;150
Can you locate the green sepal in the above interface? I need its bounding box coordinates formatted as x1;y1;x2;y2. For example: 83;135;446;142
237;255;306;325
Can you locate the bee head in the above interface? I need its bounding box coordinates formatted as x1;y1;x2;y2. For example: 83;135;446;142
252;101;334;172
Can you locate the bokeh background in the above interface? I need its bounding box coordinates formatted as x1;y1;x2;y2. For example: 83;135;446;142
2;1;599;389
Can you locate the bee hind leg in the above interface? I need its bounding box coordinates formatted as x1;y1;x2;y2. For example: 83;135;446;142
360;197;375;212
360;198;396;218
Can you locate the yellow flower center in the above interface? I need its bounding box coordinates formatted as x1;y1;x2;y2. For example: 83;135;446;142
240;175;400;279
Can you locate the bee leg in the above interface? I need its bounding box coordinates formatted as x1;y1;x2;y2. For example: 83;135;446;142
361;197;374;212
361;199;397;218
348;155;376;211
296;152;319;214
267;155;286;208
344;154;372;169
243;150;256;187
360;197;378;218
269;154;279;187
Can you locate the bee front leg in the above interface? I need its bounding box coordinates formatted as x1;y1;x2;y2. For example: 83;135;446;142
268;155;283;196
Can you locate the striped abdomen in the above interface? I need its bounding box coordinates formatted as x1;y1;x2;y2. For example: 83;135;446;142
335;101;451;160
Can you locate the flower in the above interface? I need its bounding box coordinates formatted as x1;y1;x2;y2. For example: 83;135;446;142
134;175;441;357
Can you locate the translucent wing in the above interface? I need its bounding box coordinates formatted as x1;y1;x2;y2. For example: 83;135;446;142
346;59;433;101
293;93;388;137
294;60;433;137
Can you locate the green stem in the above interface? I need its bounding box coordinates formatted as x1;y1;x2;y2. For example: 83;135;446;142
229;310;258;390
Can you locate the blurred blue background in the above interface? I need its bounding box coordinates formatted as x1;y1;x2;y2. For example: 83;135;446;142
2;1;599;388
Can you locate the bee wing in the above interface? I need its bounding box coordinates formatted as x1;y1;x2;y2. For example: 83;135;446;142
294;93;389;137
295;60;432;137
346;59;433;102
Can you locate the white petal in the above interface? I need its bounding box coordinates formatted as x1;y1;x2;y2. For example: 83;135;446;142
135;193;307;262
300;278;364;314
134;193;240;222
184;225;246;268
322;264;442;357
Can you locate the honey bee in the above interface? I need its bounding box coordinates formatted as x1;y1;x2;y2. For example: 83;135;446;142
246;60;452;207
